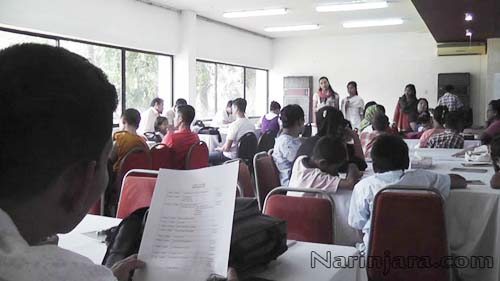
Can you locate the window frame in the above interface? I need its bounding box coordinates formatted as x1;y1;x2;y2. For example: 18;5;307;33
0;26;175;125
196;59;269;119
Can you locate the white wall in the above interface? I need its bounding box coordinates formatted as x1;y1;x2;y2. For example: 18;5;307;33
270;32;487;125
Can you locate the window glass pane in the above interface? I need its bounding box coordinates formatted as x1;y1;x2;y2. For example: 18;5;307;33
125;51;172;115
0;30;56;50
60;40;122;124
216;64;244;114
245;69;268;117
195;62;216;119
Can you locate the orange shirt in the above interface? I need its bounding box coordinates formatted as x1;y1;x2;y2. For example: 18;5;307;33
112;131;148;172
162;129;199;169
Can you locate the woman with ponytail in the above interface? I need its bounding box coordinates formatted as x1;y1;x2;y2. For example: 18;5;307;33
418;105;448;148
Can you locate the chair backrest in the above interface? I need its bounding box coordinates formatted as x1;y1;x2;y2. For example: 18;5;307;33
150;143;173;170
225;159;255;197
237;132;258;165
257;130;276;153
263;187;335;244
116;169;158;218
185;141;209;169
253;151;281;209
302;123;312;137
368;187;449;281
116;147;152;191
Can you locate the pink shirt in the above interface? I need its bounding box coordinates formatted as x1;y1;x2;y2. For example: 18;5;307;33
485;120;500;138
288;155;341;196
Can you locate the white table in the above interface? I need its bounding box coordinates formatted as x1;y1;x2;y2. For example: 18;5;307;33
59;215;367;281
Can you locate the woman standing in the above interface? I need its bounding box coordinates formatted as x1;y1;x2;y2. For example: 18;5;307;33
393;84;418;132
341;81;364;130
313;77;339;120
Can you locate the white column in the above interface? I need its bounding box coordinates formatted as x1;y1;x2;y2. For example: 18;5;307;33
487;39;500;101
174;10;197;104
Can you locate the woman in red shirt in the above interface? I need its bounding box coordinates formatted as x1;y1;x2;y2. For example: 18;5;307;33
393;84;418;133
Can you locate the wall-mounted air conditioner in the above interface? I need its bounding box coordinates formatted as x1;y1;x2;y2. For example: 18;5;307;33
437;42;486;56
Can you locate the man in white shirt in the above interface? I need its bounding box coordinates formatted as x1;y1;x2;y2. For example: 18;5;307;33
209;98;255;164
138;97;164;134
348;135;466;255
212;100;235;127
165;98;188;126
341;81;364;130
0;44;143;281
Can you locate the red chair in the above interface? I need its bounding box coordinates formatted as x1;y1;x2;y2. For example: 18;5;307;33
368;187;449;281
150;143;173;170
224;159;255;197
185;141;209;169
253;151;281;209
263;187;336;244
116;169;158;218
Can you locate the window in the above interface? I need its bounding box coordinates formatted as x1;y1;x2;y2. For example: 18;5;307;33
195;60;268;119
0;30;56;50
60;41;123;124
196;62;216;119
125;51;172;115
245;68;268;117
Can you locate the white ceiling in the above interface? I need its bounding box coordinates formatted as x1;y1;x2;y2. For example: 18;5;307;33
148;0;429;38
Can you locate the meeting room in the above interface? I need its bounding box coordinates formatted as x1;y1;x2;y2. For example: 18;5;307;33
1;0;500;280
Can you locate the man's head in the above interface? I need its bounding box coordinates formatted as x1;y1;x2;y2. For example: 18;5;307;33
226;100;233;114
444;84;455;93
270;101;281;114
311;136;348;174
150;97;164;114
372;113;389;132
444;111;463;132
371;135;409;173
174;104;196;129
280;104;305;130
174;98;188;111
121;108;141;129
0;44;117;238
232;98;247;116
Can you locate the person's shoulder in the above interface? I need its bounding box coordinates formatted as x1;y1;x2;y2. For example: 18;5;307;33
113;130;127;140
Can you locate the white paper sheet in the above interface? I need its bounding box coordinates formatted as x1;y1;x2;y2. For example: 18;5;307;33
135;163;239;281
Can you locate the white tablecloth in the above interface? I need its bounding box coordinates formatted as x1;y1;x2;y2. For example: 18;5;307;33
59;215;367;281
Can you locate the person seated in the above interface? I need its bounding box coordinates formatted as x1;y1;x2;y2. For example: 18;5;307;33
490;135;500;189
296;106;367;172
289;136;362;194
358;104;381;133
416;98;431;131
145;116;168;143
209;98;255;165
348;135;467;255
272;104;305;186
138;97;164;134
110;108;149;173
418;105;448;148
212;100;235;127
481;99;500;145
427;111;464;149
0;43;146;280
360;113;390;159
258;101;281;136
165;98;188;126
161;105;200;169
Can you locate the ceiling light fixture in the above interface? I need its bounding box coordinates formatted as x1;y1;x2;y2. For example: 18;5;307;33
223;8;288;18
264;24;321;32
343;18;404;28
316;1;388;12
465;13;473;22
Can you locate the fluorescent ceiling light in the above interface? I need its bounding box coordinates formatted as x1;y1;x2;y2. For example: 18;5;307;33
343;18;404;28
466;29;472;37
223;8;287;18
264;24;321;32
465;13;473;22
316;1;388;12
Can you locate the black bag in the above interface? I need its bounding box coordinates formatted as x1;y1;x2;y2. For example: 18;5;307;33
229;198;288;272
101;198;288;272
198;126;222;143
102;207;148;268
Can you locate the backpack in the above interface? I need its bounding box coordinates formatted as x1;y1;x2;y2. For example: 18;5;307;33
102;198;287;272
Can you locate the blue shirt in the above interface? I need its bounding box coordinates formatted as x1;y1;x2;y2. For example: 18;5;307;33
272;134;302;186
